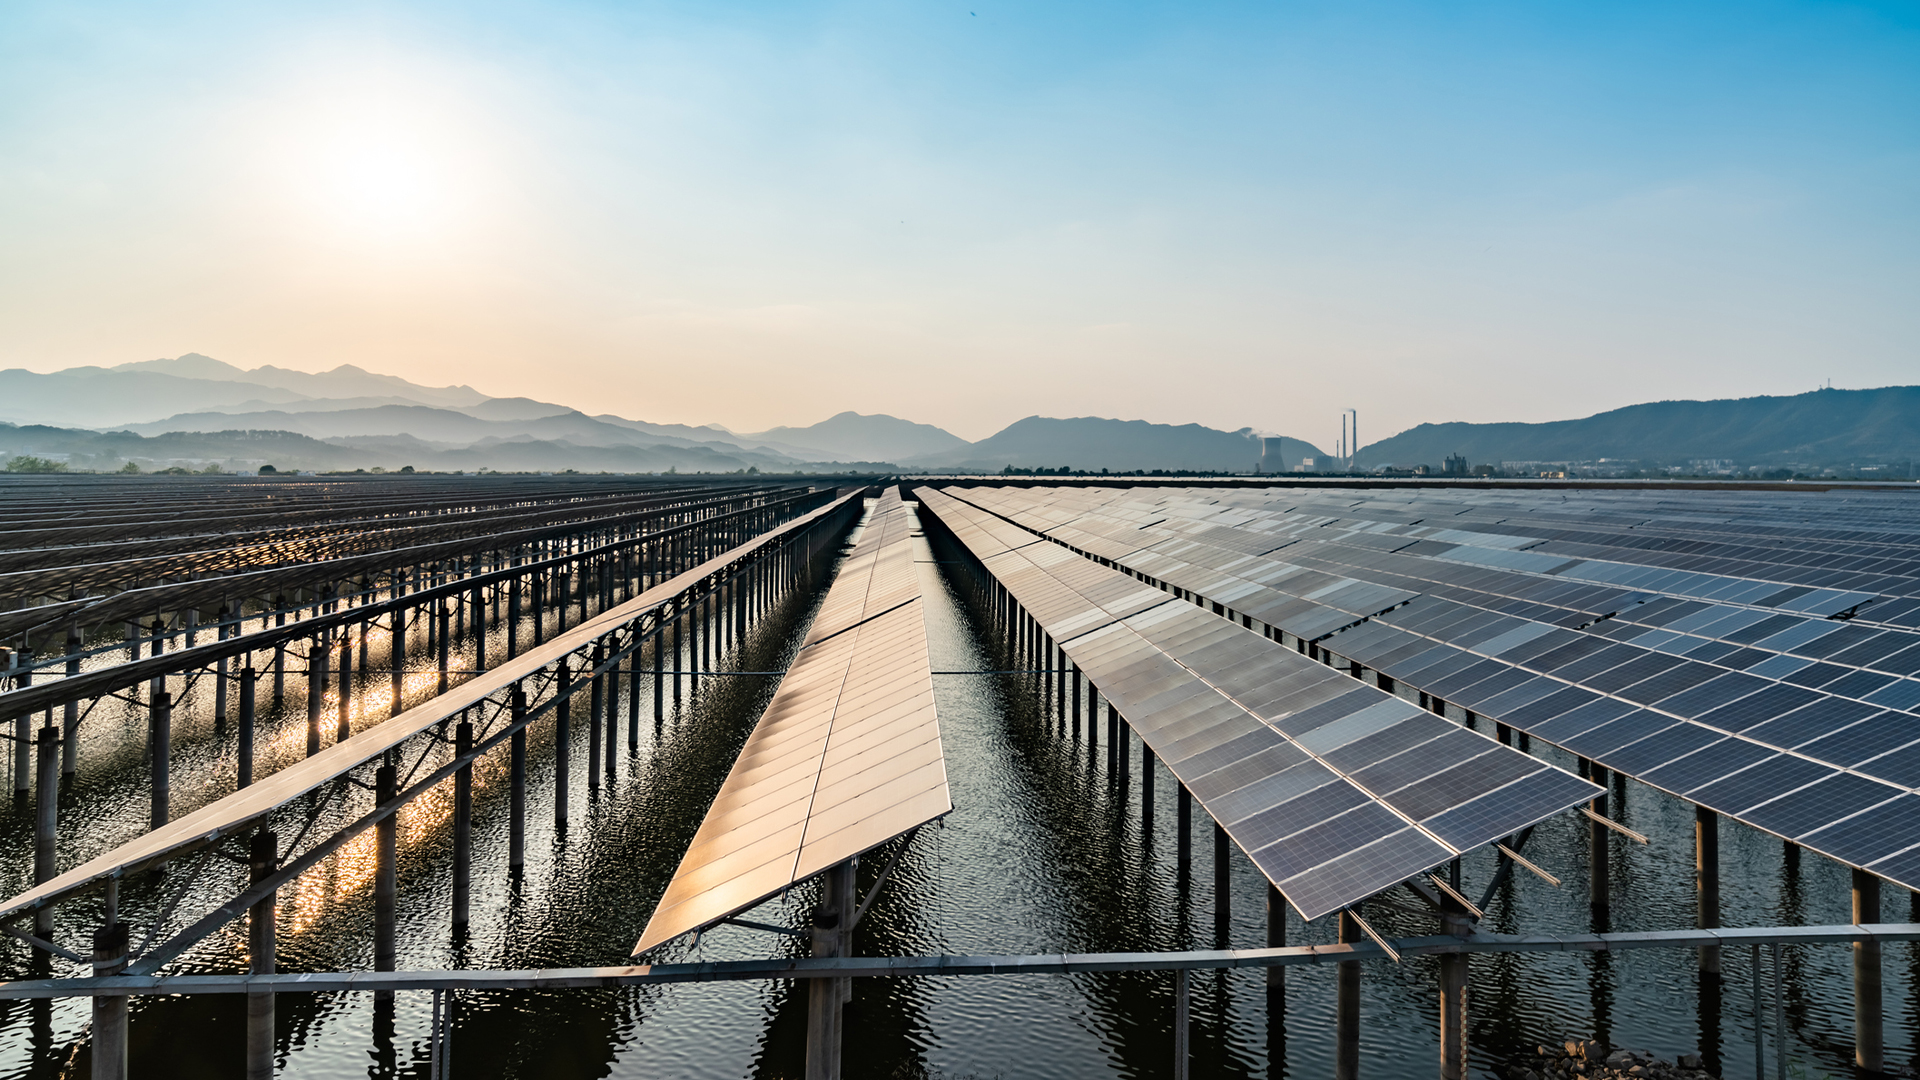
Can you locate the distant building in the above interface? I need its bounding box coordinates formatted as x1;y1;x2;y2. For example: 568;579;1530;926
1443;453;1469;477
1297;457;1322;472
1413;464;1432;477
1260;437;1294;472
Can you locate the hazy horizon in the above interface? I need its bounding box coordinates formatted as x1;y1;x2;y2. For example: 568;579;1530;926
4;1;1915;444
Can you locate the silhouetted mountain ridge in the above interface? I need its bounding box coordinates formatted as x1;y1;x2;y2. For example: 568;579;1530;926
1360;386;1920;467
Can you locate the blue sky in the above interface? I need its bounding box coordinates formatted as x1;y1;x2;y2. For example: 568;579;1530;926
2;0;1915;441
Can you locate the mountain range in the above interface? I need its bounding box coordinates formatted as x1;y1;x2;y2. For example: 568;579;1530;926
1360;386;1920;469
2;353;1913;476
0;354;1316;474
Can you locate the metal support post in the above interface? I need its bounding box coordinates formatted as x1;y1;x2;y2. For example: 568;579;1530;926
1213;821;1230;946
587;644;603;792
34;724;59;940
1589;765;1610;912
65;632;82;775
247;830;277;1080
555;661;571;828
150;691;171;831
627;654;641;754
337;631;352;742
238;666;257;789
507;572;521;658
1266;884;1285;992
509;689;526;874
452;720;473;934
1142;743;1154;834
807;859;856;1080
11;660;29;798
1071;665;1081;737
91;921;130;1080
1177;783;1192;876
1336;909;1361;1080
306;642;326;757
437;601;451;694
391;584;407;717
1697;806;1721;975
1855;867;1884;1072
374;764;397;975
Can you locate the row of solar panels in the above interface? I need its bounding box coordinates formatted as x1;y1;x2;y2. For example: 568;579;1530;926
637;488;950;951
916;487;1597;922
1153;486;1920;628
948;484;1920;894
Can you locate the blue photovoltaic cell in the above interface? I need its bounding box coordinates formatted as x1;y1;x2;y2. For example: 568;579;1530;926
1797;712;1920;767
1865;679;1920;712
1638;737;1777;794
1421;770;1596;850
1691;756;1836;815
1741;772;1903;843
1856;742;1920;789
1562;712;1678;759
1742;698;1882;751
1802;795;1920;868
1604;722;1726;777
1531;697;1638;743
1694;684;1826;733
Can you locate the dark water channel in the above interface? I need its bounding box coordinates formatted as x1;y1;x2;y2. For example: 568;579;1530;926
0;501;1909;1078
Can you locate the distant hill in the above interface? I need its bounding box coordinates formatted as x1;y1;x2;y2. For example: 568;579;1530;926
1359;386;1920;468
909;416;1329;473
744;411;970;463
5;352;1334;475
0;421;893;475
111;354;486;408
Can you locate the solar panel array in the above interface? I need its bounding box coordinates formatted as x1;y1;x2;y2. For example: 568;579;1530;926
636;488;950;951
942;483;1920;893
0;491;873;925
917;487;1596;921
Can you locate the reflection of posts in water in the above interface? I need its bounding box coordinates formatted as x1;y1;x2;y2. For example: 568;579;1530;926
372;992;396;1079
1266;972;1288;1080
1335;910;1361;1080
1589;921;1614;1050
1696;965;1722;1078
247;830;278;1080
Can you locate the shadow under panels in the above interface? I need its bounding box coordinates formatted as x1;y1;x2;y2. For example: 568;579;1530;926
916;487;1596;922
635;489;950;952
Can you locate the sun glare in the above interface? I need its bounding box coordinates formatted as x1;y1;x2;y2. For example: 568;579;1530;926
328;139;439;229
312;133;449;239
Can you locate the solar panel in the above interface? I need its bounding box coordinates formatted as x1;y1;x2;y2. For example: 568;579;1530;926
937;483;1920;894
918;487;1598;921
634;489;950;952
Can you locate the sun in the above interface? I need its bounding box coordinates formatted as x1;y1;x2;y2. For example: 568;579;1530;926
316;134;447;239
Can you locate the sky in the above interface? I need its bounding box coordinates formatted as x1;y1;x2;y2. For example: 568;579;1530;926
1;1;1916;444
